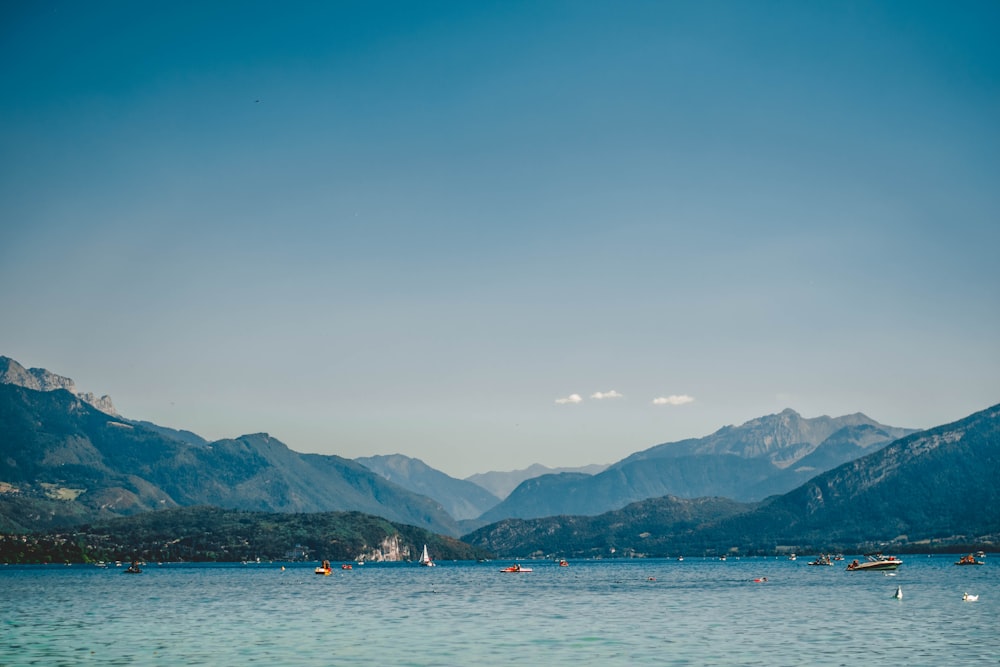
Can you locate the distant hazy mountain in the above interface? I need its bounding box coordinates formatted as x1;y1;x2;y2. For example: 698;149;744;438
0;355;118;415
356;454;500;520
619;409;909;465
0;383;461;536
464;403;1000;557
465;463;609;499
473;409;915;526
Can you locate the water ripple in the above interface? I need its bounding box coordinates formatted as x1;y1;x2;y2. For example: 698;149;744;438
1;557;997;666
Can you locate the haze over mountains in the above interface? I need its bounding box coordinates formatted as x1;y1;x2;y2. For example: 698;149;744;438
465;463;609;500
355;454;500;521
2;355;997;556
473;409;915;526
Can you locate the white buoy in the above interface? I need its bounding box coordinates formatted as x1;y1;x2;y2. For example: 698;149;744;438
893;585;902;600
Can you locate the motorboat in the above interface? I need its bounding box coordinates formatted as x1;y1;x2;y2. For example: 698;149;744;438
315;560;332;575
846;554;902;571
500;564;532;573
808;554;833;566
955;554;984;566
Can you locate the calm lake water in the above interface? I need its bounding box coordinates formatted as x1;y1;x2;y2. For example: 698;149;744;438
2;556;996;666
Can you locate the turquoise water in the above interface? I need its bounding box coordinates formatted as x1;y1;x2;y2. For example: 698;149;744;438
1;556;996;666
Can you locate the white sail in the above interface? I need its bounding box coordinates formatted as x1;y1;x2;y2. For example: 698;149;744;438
419;544;435;566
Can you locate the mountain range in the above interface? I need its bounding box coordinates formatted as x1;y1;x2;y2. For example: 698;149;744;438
473;409;915;526
0;381;461;536
2;355;997;557
464;403;1000;557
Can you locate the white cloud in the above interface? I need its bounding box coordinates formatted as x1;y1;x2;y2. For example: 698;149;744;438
591;390;623;400
555;393;583;405
653;395;695;406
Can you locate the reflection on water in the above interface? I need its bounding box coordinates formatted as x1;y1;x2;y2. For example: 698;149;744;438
2;557;996;666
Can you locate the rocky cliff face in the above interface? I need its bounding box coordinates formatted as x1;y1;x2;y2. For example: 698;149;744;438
357;534;411;562
0;356;118;416
0;356;76;391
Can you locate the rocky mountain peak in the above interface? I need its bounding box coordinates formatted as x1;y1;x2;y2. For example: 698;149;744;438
0;355;118;416
619;408;905;469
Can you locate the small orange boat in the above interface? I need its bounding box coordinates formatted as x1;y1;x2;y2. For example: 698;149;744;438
955;554;984;566
500;564;532;573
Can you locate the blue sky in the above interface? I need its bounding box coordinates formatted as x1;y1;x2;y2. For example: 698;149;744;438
2;1;998;478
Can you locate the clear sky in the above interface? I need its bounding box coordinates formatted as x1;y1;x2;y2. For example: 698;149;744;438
2;1;998;478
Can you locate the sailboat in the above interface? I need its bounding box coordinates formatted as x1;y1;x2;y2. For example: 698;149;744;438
419;544;435;567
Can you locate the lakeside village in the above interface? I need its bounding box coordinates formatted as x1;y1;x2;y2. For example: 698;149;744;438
1;529;992;569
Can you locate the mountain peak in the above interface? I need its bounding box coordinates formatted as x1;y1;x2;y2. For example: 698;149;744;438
0;355;118;415
355;453;501;521
623;409;912;467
